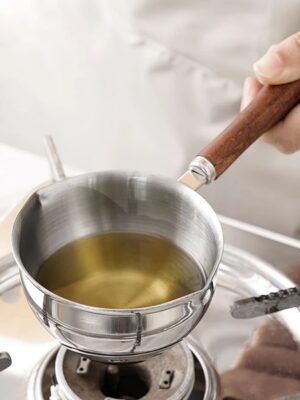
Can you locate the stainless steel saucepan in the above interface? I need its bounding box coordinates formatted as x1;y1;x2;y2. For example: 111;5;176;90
12;80;300;363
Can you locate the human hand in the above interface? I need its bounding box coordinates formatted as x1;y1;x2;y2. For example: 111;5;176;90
241;32;300;154
221;319;300;399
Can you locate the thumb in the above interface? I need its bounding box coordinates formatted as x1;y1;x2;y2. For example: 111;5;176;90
254;32;300;84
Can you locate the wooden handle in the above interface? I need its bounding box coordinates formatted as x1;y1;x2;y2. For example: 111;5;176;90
199;79;300;178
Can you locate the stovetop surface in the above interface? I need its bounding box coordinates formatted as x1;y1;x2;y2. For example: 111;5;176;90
1;245;300;400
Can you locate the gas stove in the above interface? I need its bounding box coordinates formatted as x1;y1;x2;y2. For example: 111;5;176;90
2;241;300;400
29;340;217;400
0;253;220;400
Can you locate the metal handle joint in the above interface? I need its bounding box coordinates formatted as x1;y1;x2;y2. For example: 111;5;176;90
188;156;216;184
178;156;216;191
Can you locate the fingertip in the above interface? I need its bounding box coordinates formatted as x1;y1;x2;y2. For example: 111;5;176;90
241;77;262;110
244;76;257;89
254;34;300;84
253;63;270;84
241;77;253;110
253;47;285;84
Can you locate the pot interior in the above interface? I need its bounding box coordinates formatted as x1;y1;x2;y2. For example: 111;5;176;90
13;172;223;308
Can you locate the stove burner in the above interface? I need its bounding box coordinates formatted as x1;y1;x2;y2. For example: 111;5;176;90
55;342;195;400
29;340;219;400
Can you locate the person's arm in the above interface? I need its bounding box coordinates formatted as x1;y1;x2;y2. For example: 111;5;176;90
241;32;300;154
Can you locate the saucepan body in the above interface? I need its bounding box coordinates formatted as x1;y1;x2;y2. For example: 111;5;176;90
12;171;223;362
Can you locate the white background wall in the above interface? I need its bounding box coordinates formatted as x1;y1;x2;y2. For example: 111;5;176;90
0;0;299;240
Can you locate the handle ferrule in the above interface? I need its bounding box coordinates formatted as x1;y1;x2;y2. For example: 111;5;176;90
178;156;216;190
189;156;216;184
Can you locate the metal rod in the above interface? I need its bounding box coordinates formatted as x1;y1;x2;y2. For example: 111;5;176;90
104;365;120;398
219;215;300;250
231;286;300;319
43;135;66;182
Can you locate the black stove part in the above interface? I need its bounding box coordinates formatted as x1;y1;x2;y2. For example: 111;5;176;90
101;364;150;400
0;352;11;372
230;286;300;319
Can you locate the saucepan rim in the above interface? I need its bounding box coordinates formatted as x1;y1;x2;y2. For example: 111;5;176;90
12;170;224;314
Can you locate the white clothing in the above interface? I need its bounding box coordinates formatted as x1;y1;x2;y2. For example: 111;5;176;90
0;0;299;236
